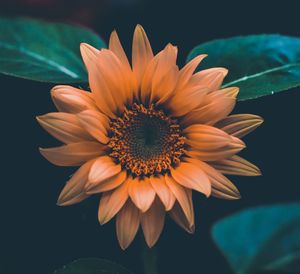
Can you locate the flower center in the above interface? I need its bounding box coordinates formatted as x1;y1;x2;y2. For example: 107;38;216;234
108;103;185;177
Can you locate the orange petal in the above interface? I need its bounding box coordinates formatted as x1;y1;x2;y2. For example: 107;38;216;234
215;114;264;138
140;43;177;104
149;175;175;211
87;156;121;186
191;67;228;93
98;180;130;225
186;135;245;161
77;109;110;144
51;85;97;114
109;31;137;103
57;159;95;206
184;124;232;150
132;25;154;87
170;162;211;196
180;87;238;126
165;175;194;227
141;197;165;247
175;54;207;91
37;112;92;144
39;141;105;166
186;157;240;200
116;200;140;250
128;177;156;212
86;170;127;194
211;155;261;176
80;44;126;118
169;202;195;234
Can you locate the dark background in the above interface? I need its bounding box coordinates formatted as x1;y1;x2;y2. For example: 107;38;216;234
1;1;300;274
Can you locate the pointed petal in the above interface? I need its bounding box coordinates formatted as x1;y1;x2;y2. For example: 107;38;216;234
39;141;105;166
51;85;97;114
186;158;240;200
128;177;156;212
98;180;129;225
80;44;126;118
184;124;232;150
87;156;121;186
165;175;194;227
37;112;92;144
149;176;175;211
116;200;140;250
215;114;264;138
87;170;127;194
77;109;110;144
170;162;211;196
175;54;207;91
186;135;245;161
181;87;239;126
57;159;95;206
191;67;228;92
132;25;154;87
109;30;136;103
211;155;261;176
169;202;195;234
141;198;165;247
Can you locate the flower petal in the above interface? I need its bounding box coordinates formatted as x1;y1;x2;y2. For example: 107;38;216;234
80;44;127;118
149;175;175;211
181;87;239;126
116;200;140;250
215;114;264;138
98;180;130;225
175;54;207;91
77;109;110;144
191;67;228;93
141;197;165;247
141;43;178;104
39;141;105;166
184;124;232;150
186;135;245;161
132;25;154;88
170;162;211;196
169;202;195;234
109;30;137;103
57;159;95;206
51;85;97;113
37;112;92;144
165;175;194;227
186;158;240;200
87;156;121;186
211;155;261;176
87;170;127;194
128;177;156;212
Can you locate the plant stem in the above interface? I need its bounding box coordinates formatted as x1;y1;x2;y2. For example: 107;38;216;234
141;240;158;274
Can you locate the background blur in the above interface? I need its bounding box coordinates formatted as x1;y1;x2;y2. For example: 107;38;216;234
1;1;300;274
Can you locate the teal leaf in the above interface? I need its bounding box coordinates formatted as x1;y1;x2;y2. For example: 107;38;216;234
186;35;300;100
53;258;132;274
212;203;300;274
0;17;106;83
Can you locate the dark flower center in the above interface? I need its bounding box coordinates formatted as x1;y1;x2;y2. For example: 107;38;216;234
108;103;185;177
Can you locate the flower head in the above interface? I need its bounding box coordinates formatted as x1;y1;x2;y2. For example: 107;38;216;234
37;25;263;249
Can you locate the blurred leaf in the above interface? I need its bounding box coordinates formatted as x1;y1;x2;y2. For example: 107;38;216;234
212;203;300;274
53;258;132;274
187;35;300;100
0;17;106;83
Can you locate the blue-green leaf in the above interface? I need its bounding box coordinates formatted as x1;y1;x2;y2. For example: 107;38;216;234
187;35;300;100
212;203;300;274
0;17;106;83
53;258;132;274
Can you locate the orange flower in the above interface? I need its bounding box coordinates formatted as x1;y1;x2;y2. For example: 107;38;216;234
37;25;263;249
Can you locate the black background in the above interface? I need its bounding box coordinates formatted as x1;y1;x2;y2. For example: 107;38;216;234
1;1;300;274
